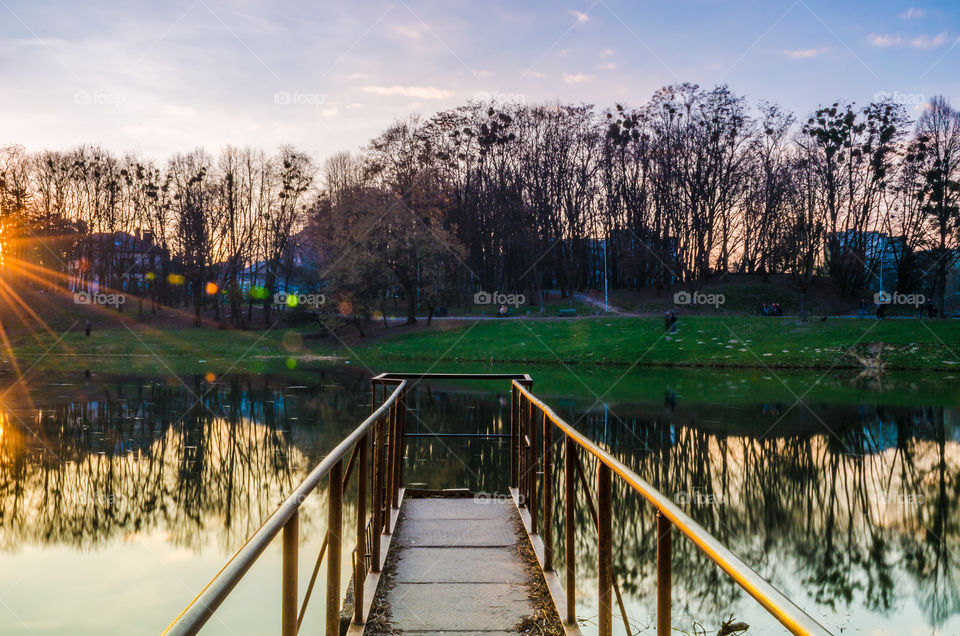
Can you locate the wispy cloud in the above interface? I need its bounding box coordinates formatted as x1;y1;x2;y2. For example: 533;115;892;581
600;48;614;58
562;72;594;84
393;25;421;40
912;32;949;48
784;47;828;59
569;9;590;23
361;85;454;99
900;7;926;20
869;33;903;46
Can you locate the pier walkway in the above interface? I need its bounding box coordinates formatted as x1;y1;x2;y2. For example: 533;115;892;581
163;372;833;636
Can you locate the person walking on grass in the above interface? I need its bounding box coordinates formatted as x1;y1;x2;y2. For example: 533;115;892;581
84;320;92;337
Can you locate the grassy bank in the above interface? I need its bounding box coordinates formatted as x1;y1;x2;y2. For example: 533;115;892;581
2;324;295;376
352;315;960;371
4;315;960;381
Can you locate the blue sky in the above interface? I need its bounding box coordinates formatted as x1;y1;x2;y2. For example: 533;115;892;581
1;0;958;158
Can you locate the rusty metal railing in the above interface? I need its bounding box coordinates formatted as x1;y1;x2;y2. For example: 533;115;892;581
162;379;409;636
163;372;831;636
511;380;833;636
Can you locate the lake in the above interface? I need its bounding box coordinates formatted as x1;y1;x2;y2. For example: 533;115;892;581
0;366;957;635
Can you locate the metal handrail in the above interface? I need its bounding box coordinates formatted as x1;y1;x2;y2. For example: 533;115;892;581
163;372;831;636
162;380;408;636
512;380;832;636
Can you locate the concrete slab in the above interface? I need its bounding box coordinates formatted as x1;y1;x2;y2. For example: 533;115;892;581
388;582;534;631
364;497;557;634
395;547;526;584
402;498;515;521
396;518;516;547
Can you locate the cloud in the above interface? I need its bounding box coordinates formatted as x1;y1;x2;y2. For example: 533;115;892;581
569;9;590;23
361;85;454;99
600;48;614;58
524;71;546;78
912;32;948;48
348;72;371;80
900;7;926;19
783;47;828;59
562;72;594;84
393;25;422;40
320;107;339;118
869;33;903;46
598;62;616;70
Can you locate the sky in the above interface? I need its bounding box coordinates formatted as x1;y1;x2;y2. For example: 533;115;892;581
1;0;959;160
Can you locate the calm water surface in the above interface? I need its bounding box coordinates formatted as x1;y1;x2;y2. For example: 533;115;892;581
0;368;957;635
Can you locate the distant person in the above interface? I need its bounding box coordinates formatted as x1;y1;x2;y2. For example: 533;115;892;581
859;298;868;319
927;299;936;319
875;303;887;320
84;320;91;337
664;310;678;332
664;390;676;410
761;303;769;316
497;304;508;318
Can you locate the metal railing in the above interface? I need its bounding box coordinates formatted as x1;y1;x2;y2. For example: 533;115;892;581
511;380;833;636
162;378;409;636
163;371;831;636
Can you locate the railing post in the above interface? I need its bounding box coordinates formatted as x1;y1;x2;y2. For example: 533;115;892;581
518;393;527;508
564;437;576;624
374;412;387;549
354;434;369;624
542;411;552;570
395;387;405;502
528;396;537;534
597;463;612;636
390;392;400;509
385;395;395;512
325;460;343;636
657;512;672;636
282;510;298;636
510;383;517;489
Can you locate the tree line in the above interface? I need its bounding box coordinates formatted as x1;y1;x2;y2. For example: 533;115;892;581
2;83;959;327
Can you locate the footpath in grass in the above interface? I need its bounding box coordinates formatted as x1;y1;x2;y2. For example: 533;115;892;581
352;315;960;371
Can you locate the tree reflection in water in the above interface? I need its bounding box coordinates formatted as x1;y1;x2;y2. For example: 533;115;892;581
403;386;960;634
0;375;957;634
0;372;371;555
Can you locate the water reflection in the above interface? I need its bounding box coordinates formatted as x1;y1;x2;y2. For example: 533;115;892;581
0;372;372;635
403;385;960;635
0;372;958;635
